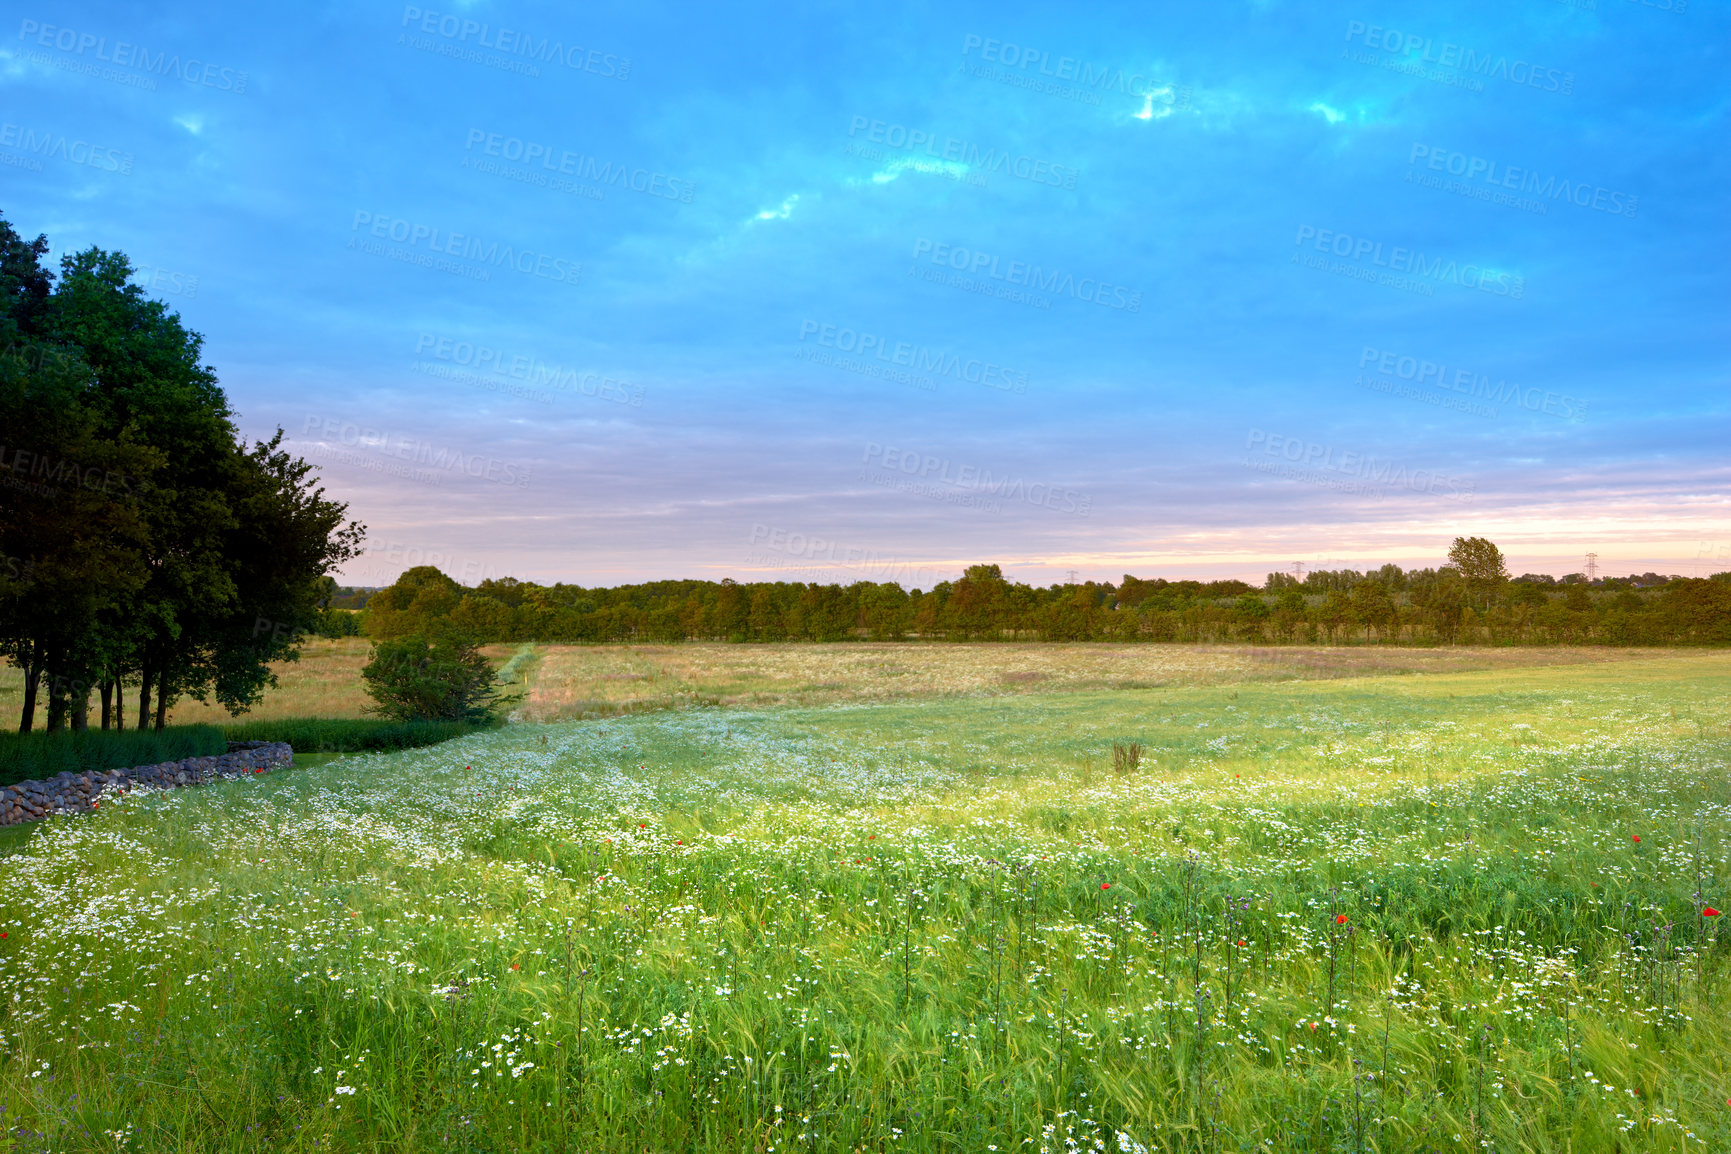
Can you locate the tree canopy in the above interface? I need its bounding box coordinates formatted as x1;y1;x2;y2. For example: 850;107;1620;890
0;211;364;731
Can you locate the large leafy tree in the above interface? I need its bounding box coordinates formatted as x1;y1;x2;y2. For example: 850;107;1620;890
0;214;363;730
1448;536;1508;610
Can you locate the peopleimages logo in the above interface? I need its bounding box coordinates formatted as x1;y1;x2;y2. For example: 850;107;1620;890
797;320;1027;393
1343;21;1574;94
349;212;580;285
398;7;630;79
414;333;642;406
959;34;1189;105
862;443;1091;516
848;116;1079;189
17;19;249;93
462;130;693;203
1407;145;1636;218
1293;225;1523;298
300;415;533;488
1357;346;1588;421
0;122;131;174
910;239;1141;312
1245;429;1474;503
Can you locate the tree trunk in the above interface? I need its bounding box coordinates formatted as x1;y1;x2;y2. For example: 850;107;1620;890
154;677;169;731
115;677;126;730
18;649;41;734
137;664;152;731
71;682;88;731
100;679;113;730
46;675;66;732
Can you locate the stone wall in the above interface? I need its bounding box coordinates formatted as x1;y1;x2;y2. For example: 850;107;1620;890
0;741;294;827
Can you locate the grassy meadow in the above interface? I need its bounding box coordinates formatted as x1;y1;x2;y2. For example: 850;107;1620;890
0;637;1659;730
0;649;1727;1150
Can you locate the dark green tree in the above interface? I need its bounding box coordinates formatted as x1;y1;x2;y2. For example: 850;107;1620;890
361;633;513;722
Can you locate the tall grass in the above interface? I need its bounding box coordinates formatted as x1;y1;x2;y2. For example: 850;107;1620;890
0;653;1726;1150
218;716;496;753
0;724;225;787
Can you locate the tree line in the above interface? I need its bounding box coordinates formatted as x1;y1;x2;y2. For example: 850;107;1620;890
0;213;363;732
353;538;1731;647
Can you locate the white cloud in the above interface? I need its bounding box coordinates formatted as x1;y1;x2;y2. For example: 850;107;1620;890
752;194;799;222
1134;89;1178;121
1308;101;1345;126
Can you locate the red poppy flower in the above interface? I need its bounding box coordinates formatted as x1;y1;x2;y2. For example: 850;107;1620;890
91;802;98;809
676;840;683;845
640;822;646;829
1;932;7;939
511;963;520;971
1100;883;1110;891
1237;939;1246;947
868;834;875;839
1704;907;1721;917
1335;914;1348;924
1309;1022;1317;1030
1632;835;1641;843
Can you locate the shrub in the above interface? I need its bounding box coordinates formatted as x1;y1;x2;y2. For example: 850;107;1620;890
0;726;226;788
361;634;517;723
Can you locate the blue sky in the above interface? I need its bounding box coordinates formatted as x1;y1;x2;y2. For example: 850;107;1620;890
3;0;1726;588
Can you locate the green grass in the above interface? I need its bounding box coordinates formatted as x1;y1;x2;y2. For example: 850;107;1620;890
0;652;1727;1151
218;716;497;753
0;724;226;787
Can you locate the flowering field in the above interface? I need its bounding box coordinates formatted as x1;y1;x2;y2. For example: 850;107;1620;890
0;652;1727;1151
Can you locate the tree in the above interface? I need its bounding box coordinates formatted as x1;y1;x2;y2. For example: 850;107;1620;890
1349;580;1397;642
0;218;154;731
1411;569;1468;643
1447;537;1507;609
1233;594;1269;640
363;566;465;640
1317;590;1353;642
946;564;1010;639
361;633;513;722
0;217;363;729
1271;590;1308;641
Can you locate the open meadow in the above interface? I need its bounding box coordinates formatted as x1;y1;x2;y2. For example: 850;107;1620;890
0;649;1728;1151
0;639;1665;730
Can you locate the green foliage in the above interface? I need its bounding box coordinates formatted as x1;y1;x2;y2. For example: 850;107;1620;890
218;716;493;753
0;211;363;734
0;723;224;786
361;633;516;722
345;555;1731;649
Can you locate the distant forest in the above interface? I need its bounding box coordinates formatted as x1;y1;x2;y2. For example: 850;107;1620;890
325;539;1731;646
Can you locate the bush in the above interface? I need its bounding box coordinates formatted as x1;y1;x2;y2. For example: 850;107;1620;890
361;634;517;722
0;726;227;788
218;717;495;754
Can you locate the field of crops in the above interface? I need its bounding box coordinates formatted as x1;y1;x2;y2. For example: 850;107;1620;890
0;650;1727;1151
